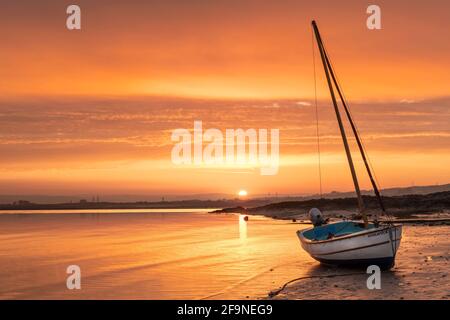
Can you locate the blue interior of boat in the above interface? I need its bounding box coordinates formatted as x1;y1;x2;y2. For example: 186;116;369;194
303;221;376;241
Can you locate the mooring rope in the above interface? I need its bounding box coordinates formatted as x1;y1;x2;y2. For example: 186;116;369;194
268;271;367;298
269;268;406;298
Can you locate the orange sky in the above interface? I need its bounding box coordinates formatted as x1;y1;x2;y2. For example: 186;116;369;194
1;0;450;99
0;1;449;197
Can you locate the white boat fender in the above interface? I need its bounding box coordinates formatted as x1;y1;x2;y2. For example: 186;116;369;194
309;208;326;227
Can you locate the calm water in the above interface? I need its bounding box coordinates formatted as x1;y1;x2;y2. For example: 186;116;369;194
0;210;315;299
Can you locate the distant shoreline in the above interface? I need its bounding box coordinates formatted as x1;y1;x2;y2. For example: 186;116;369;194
1;183;449;211
0;200;267;212
2;191;449;224
211;191;450;221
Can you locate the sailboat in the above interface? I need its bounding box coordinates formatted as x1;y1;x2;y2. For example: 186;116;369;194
297;21;402;270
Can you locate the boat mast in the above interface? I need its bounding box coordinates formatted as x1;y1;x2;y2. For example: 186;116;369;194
311;20;368;226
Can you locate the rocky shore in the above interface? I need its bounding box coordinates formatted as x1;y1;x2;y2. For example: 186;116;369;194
211;191;450;223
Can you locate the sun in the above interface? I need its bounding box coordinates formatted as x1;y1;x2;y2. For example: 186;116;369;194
238;190;248;197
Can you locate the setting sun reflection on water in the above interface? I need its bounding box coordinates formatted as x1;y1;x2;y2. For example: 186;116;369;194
0;210;312;299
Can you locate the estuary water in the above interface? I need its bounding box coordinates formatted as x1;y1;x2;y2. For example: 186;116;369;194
0;209;313;299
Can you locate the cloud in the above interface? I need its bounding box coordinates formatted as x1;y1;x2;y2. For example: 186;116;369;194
296;101;312;106
400;99;416;104
0;95;449;194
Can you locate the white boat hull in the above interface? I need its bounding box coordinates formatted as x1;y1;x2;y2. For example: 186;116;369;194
297;223;402;269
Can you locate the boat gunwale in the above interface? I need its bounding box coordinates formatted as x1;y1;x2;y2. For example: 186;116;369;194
297;223;402;245
314;238;402;256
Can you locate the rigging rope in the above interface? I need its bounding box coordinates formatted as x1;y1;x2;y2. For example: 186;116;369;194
320;42;395;222
325;47;382;192
311;27;323;198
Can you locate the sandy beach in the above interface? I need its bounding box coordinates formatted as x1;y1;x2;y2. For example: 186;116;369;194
269;224;450;300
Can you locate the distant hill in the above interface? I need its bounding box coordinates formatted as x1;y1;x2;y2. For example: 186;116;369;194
303;183;450;200
1;183;449;204
212;191;450;218
378;184;450;196
0;184;450;216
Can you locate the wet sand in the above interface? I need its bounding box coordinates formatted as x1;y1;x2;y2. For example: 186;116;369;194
269;224;450;300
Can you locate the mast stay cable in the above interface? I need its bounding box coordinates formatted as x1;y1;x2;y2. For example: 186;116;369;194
320;35;391;220
311;27;323;198
311;21;367;224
